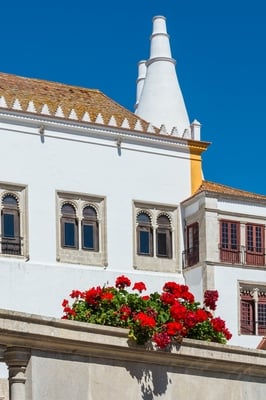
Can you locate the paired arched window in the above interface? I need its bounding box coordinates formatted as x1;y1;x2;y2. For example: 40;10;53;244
136;212;172;258
1;194;21;255
61;203;99;252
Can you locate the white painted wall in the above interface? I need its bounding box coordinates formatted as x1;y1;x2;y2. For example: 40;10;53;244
0;115;190;317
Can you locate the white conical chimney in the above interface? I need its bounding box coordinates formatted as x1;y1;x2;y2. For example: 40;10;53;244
134;60;146;111
135;16;190;136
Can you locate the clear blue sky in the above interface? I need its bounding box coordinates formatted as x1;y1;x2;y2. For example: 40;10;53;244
1;1;266;194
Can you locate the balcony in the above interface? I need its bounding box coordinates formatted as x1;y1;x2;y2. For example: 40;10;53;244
183;246;199;268
219;244;266;267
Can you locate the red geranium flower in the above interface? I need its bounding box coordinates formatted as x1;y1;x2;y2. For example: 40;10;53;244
132;281;147;293
119;305;131;321
134;312;156;328
204;290;219;310
85;286;102;306
165;321;183;336
170;302;187;320
115;275;131;290
153;332;171;349
141;295;150;301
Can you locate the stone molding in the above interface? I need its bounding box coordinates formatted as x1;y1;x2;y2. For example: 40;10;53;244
0;309;265;379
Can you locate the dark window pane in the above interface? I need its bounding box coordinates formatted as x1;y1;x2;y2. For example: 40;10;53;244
137;213;150;224
3;195;18;206
64;222;76;247
62;203;76;216
83;224;94;249
157;215;170;226
83;206;97;218
3;214;15;238
258;303;266;327
157;232;167;256
139;231;150;254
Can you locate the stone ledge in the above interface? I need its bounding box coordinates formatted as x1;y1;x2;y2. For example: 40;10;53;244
0;308;265;378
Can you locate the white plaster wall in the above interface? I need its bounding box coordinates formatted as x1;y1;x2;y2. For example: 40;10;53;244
0;119;190;317
214;265;266;348
218;198;266;218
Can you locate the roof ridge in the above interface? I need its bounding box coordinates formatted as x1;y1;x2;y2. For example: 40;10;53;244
198;180;266;199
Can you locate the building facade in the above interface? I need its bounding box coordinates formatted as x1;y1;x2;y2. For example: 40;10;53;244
0;15;265;355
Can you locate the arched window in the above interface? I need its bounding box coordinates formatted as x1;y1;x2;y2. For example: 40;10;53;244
156;215;172;258
1;194;21;255
61;203;78;248
137;212;153;256
82;206;99;251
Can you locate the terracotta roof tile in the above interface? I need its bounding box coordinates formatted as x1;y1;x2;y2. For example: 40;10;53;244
0;72;156;133
195;180;266;200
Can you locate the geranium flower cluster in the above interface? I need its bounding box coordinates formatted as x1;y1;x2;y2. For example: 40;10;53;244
61;275;232;349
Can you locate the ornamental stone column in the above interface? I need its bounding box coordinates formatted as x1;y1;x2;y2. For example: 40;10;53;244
4;347;30;400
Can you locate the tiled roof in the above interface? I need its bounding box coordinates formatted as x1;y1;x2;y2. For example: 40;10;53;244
196;180;266;200
0;72;158;133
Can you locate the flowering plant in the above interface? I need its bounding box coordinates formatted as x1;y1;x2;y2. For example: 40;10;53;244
62;275;232;349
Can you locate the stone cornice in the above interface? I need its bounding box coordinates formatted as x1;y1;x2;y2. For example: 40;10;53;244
0;109;209;153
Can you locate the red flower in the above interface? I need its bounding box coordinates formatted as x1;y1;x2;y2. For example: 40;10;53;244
204;290;219;311
115;275;131;290
62;299;69;308
132;281;147;293
160;292;176;305
195;309;208;323
69;290;84;299
165;321;183;336
170;302;187;320
153;332;171;349
101;291;114;302
211;317;225;332
134;312;156;328
85;286;102;306
141;295;150;301
184;311;197;329
223;327;232;340
120;305;131;320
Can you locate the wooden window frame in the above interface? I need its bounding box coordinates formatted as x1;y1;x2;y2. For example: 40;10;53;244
186;222;199;267
156;215;172;259
245;224;265;266
61;204;78;249
137;213;153;257
220;220;240;263
82;206;99;252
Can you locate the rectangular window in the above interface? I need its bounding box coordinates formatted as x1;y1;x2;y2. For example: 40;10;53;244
246;224;264;266
186;223;199;267
220;220;240;263
3;214;15;238
258;301;266;335
138;228;153;256
63;221;77;248
157;231;167;256
82;224;94;250
240;286;266;336
240;299;255;335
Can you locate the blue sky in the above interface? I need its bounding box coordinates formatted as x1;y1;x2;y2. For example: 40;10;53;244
1;1;266;194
